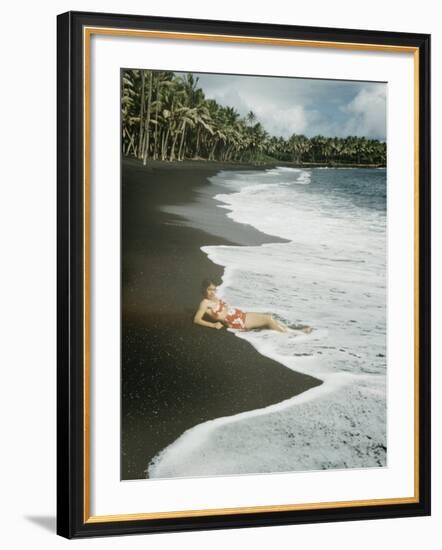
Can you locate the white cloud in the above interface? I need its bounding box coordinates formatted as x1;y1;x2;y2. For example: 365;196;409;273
339;85;386;139
253;104;307;138
190;73;386;140
302;110;336;138
200;87;308;138
212;89;251;115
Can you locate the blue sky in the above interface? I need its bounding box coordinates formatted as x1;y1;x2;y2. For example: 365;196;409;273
176;72;386;141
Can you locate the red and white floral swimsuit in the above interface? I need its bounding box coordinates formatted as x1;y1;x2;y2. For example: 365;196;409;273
208;299;247;330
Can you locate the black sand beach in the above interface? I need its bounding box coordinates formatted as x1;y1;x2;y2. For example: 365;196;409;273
122;158;322;480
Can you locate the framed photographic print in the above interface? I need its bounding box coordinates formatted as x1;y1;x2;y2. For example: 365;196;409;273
57;10;431;538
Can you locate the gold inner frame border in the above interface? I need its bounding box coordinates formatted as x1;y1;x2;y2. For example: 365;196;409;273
82;26;420;523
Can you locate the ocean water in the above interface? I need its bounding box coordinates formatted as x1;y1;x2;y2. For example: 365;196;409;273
148;166;387;478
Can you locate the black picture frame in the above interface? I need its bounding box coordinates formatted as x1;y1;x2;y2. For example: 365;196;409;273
57;10;431;539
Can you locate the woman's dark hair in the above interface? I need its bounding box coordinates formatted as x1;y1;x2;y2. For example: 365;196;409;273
200;278;218;296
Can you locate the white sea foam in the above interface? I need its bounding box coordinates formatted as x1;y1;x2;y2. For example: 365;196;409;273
148;375;386;478
148;166;387;479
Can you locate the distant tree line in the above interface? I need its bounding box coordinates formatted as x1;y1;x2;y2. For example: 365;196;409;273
122;69;386;166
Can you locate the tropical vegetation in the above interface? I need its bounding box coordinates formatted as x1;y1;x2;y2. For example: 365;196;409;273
122;69;386;166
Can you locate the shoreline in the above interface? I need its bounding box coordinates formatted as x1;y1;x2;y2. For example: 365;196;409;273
124;156;386;170
121;158;322;480
142;162;388;478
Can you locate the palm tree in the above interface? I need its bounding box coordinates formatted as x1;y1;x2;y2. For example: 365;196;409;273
121;69;142;158
121;69;387;167
138;70;146;156
246;110;256;127
141;71;153;165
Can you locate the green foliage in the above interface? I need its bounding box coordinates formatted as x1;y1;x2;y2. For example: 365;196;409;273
121;70;387;166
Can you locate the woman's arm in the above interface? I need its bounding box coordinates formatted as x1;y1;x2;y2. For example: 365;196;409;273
193;300;223;329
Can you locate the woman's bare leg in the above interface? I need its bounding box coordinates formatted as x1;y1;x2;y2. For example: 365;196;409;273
245;313;288;332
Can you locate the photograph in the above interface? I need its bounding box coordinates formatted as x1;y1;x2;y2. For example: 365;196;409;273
2;0;437;547
120;69;388;481
56;10;430;537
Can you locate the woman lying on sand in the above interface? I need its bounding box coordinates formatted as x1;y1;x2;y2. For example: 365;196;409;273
194;279;312;333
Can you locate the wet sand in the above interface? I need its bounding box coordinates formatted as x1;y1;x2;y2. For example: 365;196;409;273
121;158;322;480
